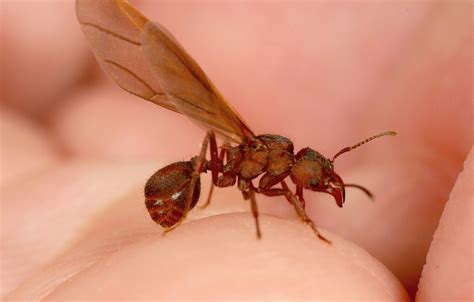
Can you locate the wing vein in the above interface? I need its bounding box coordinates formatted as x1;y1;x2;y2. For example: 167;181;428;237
80;21;141;46
152;28;214;93
104;59;162;96
167;94;215;116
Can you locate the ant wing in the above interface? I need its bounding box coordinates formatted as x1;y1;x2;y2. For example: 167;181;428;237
76;0;177;113
77;0;255;144
139;21;255;144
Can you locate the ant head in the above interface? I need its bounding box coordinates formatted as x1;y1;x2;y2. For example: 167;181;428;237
290;131;397;207
290;148;346;207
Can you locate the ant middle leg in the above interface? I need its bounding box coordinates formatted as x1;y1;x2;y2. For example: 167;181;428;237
248;189;261;239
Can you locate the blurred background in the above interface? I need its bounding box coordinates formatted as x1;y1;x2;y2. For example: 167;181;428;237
1;0;472;299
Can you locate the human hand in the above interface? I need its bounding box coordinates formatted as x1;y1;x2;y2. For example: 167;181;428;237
2;1;471;300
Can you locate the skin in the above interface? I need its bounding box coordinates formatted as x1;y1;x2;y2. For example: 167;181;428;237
1;0;472;300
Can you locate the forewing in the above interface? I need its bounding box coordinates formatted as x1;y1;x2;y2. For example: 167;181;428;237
77;0;255;143
75;0;176;111
139;22;256;144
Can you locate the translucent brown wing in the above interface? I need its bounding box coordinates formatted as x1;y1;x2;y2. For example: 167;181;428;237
75;0;175;112
76;0;255;143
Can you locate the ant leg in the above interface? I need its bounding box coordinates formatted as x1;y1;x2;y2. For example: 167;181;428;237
258;183;330;241
200;140;229;209
259;172;306;207
281;181;330;244
257;187;287;196
208;132;219;184
296;185;305;208
249;189;262;239
241;180;262;239
164;131;211;234
259;184;328;242
199;182;215;209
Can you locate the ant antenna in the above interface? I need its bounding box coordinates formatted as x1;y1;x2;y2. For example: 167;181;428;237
332;131;397;162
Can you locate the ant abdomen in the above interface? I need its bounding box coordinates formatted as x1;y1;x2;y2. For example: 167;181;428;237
144;161;201;228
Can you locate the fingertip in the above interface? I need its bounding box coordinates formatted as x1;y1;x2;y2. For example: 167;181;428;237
416;148;473;301
43;214;409;301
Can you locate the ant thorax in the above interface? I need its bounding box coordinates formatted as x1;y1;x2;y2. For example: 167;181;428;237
217;135;295;183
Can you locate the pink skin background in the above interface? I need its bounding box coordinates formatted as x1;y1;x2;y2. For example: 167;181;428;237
1;0;472;300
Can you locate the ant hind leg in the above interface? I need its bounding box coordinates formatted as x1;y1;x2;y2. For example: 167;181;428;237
163;131;212;234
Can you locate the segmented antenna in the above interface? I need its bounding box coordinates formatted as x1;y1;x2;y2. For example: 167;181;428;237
332;131;397;161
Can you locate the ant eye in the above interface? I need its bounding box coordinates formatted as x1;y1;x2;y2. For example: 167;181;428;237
309;179;319;188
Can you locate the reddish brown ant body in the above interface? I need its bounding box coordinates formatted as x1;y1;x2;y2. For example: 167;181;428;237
144;131;395;241
77;0;396;241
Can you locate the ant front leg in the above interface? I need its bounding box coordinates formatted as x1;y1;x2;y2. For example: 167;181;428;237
296;185;306;208
163;131;212;234
281;181;330;243
258;172;306;209
259;181;330;243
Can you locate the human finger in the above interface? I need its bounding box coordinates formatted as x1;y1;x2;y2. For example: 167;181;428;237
6;212;410;301
416;147;473;301
309;1;472;295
